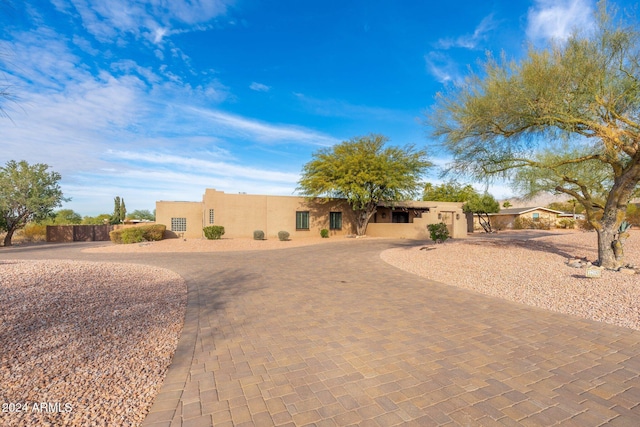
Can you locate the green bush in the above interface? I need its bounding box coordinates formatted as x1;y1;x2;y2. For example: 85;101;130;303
320;228;329;238
278;231;290;241
121;227;146;244
203;225;225;240
110;224;166;244
253;230;265;240
427;222;449;243
558;218;576;229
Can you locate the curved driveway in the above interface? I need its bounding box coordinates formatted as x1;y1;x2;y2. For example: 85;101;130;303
2;239;640;426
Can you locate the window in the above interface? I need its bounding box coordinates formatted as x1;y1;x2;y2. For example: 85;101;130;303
296;211;309;230
209;209;215;224
532;213;540;221
329;212;342;230
171;217;187;232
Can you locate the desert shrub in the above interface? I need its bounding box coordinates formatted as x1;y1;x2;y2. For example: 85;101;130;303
278;230;290;241
577;219;596;231
203;225;225;240
22;223;47;241
490;217;511;231
110;224;166;244
121;227;146;244
253;230;265;240
558;218;576;229
513;217;551;230
320;228;329;238
145;224;166;241
627;204;640;227
109;229;123;244
513;217;530;230
427;222;449;243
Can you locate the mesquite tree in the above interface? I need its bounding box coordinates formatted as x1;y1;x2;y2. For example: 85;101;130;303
0;160;67;246
298;134;432;236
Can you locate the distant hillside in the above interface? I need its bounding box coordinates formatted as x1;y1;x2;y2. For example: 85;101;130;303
499;192;572;209
500;194;640;210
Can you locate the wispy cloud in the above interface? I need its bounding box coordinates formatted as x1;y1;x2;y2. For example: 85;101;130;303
293;93;410;122
106;150;300;183
186;107;340;146
249;82;270;92
436;14;497;50
51;0;234;44
526;0;595;42
0;23;332;215
426;13;497;84
424;52;462;84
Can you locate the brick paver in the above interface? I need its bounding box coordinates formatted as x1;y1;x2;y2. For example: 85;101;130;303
2;238;640;425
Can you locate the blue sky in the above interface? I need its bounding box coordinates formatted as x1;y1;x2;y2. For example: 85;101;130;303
0;0;616;215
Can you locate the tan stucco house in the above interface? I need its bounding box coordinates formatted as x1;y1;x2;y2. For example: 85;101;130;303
474;206;564;230
156;189;467;240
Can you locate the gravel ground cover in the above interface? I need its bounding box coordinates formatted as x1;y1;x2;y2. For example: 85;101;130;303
0;260;186;427
381;229;640;330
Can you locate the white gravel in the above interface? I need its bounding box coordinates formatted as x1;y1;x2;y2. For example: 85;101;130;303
381;230;640;330
0;260;186;427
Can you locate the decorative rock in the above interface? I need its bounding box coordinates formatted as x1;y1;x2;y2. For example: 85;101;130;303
619;268;636;275
585;266;603;278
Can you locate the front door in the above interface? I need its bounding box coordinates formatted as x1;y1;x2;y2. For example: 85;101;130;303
392;212;409;223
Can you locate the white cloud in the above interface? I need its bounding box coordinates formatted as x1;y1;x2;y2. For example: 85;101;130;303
106;150;300;183
526;0;595;42
437;14;497;50
424;52;461;84
52;0;234;44
249;82;270;92
187;107;341;146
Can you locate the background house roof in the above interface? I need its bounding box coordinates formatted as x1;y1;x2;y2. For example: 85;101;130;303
494;207;564;215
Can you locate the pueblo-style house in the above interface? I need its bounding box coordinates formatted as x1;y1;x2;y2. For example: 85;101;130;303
156;189;467;240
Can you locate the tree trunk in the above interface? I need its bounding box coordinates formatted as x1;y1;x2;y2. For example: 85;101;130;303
477;212;492;233
596;226;621;269
3;229;14;246
355;207;377;236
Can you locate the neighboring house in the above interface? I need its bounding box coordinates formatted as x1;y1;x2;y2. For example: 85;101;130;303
155;189;467;240
473;207;564;230
557;212;586;221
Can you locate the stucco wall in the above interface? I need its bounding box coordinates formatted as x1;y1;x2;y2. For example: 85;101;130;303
202;190;357;239
157;189;466;240
156;201;204;238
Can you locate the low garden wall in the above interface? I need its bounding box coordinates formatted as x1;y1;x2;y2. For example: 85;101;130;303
46;225;113;242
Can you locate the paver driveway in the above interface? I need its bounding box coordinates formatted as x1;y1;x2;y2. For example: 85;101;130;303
2;239;640;426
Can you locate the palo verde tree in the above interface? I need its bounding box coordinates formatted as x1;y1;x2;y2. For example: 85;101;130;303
0;160;67;246
298;134;432;236
428;2;640;269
